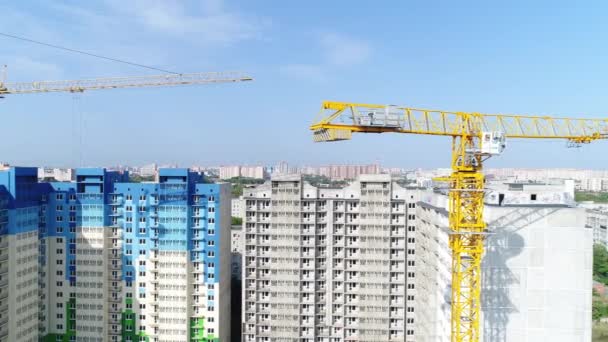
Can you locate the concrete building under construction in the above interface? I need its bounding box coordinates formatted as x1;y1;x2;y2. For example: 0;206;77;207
242;175;591;342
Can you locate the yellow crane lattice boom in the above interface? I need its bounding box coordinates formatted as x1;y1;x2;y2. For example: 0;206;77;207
310;100;607;342
312;101;608;143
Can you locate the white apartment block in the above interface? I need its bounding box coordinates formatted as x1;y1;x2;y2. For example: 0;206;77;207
242;174;420;342
241;167;265;180
586;209;608;249
232;197;245;218
416;183;592;341
220;166;266;180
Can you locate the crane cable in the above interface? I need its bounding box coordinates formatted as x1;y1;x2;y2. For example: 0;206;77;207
0;32;180;75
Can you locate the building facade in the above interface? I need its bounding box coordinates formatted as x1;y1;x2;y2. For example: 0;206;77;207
0;167;231;342
416;185;592;341
587;209;608;249
231;197;245;219
242;174;419;342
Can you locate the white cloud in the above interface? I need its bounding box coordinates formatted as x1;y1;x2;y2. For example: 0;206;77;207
320;32;371;67
280;64;327;82
104;0;265;44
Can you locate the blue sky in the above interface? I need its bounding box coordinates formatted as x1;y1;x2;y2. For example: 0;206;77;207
1;0;608;169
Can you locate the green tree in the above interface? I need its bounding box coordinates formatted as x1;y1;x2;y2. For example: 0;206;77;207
595;244;608;286
231;217;242;226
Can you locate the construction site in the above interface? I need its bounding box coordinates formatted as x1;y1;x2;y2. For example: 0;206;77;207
0;2;603;342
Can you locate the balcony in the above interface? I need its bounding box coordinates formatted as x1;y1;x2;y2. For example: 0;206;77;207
109;209;124;217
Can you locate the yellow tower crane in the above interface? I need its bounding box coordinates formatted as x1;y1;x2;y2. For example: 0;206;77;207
310;100;608;342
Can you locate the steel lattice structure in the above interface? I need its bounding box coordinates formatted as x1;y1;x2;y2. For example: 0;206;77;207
310;100;607;342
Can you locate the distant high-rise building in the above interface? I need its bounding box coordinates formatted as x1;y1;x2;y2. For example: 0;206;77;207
220;166;266;180
240;166;265;179
587;209;608;249
0;167;232;341
219;166;241;180
138;163;158;177
232;197;245;219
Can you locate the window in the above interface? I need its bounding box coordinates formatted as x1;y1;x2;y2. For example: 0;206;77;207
208;229;215;235
56;194;64;200
207;251;215;257
56;205;63;211
126;194;133;201
56;249;63;254
208;218;215;224
56;216;63;222
56;226;63;233
140;195;146;201
139;217;146;223
208;240;215;246
531;194;537;201
56;292;63;297
56;260;63;265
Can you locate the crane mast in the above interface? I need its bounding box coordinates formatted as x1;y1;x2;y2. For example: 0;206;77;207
310;101;608;342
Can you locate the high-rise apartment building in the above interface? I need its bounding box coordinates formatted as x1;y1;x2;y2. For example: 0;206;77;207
587;209;608;249
243;175;591;342
220;166;266;180
242;174;419;342
0;167;231;342
416;182;591;341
